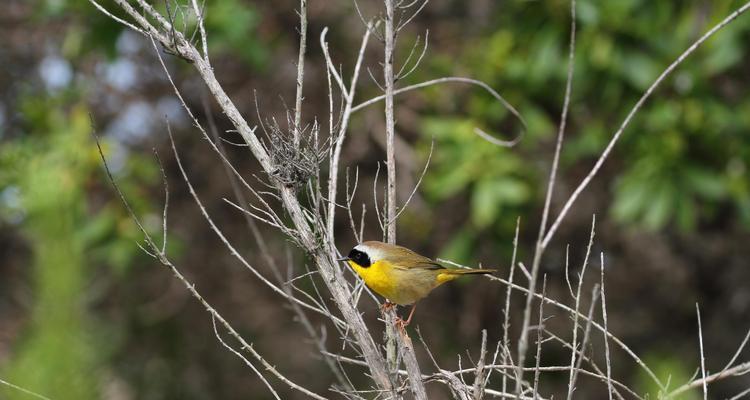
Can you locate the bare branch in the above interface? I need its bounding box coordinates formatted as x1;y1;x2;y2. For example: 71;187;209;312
352;77;526;146
516;262;532;282
169;132;329;400
211;315;281;400
87;0;145;35
473;127;521;148
325;23;372;243
384;0;398;244
472;329;489;400
566;215;596;400
293;0;308;149
396;0;428;31
380;0;428;396
497;217;520;393
0;378;51;400
189;0;209;61
94;131;325;400
696;304;708;400
723;328;750;372
569;285;601;398
389;137;433;223
399;328;429;400
472;271;664;390
320;28;350;102
600;253;613;400
729;387;750;400
352;0;383;41
532;277;547;399
665;361;750;399
148;39;339;325
153;150;169;255
396;30;429;81
538;0;576;242
517;1;578;394
542;331;636;400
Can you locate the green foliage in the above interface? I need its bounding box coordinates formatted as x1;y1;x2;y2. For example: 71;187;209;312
421;118;532;230
636;353;701;400
30;0;269;65
0;97;162;397
148;0;268;67
1;105;102;400
204;0;268;67
416;0;750;246
417;117;533;263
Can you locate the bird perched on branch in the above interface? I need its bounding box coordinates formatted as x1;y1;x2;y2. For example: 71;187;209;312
339;241;495;326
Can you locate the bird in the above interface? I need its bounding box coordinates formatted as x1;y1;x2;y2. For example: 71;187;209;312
339;241;495;326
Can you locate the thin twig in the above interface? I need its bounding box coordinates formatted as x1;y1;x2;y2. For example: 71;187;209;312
569;285;601;398
664;361;750;399
384;0;398;244
352;77;526;146
467;270;663;390
0;378;51;400
324;23;372;243
538;0;576;241
517;0;578;394
151;38;333;323
566;215;596;400
293;0;308;149
189;0;209;61
399;328;428;400
542;330;637;400
389;138;433;223
532;277;547;399
94;131;326;400
473;329;489;400
211;315;281;400
696;304;708;400
723;328;750;372
92;0;420;393
600;253;614;400
396;30;428;80
169;131;328;400
729;387;750;400
496;217;520;393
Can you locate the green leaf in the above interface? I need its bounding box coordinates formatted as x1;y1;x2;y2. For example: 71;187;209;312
643;182;674;230
621;51;660;90
471;179;529;228
472;180;502;228
438;229;476;266
685;167;726;200
612;177;650;223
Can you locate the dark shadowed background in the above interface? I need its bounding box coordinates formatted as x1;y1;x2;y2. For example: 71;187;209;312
1;0;750;398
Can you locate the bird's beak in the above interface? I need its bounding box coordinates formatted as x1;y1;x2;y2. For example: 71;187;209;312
337;257;350;262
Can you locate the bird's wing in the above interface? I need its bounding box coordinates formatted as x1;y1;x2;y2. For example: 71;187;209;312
389;245;443;270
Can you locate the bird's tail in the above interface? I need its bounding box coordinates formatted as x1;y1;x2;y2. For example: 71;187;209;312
437;268;495;283
442;268;496;275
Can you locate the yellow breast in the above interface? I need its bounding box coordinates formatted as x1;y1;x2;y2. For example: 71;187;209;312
347;260;397;299
347;259;444;305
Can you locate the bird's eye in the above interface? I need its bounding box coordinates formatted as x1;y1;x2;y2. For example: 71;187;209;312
348;249;371;268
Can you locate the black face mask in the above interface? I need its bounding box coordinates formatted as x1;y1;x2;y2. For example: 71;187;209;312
348;248;372;268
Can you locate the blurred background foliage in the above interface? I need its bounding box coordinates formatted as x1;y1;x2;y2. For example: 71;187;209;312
1;0;749;399
416;0;750;252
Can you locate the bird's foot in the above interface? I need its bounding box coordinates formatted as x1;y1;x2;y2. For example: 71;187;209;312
394;304;416;332
380;300;396;313
394;316;410;332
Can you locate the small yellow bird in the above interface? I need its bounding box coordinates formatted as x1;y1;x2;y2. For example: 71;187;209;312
340;241;495;325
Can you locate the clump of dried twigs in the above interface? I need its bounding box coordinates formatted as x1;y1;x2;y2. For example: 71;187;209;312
262;117;322;191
